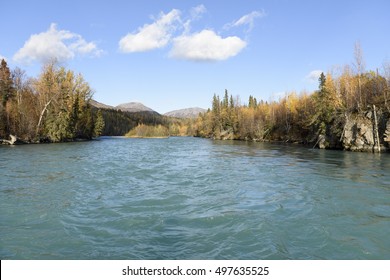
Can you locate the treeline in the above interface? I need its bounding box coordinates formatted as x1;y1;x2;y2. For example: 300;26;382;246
99;109;166;136
99;106;196;137
3;44;389;148
0;58;192;142
125;124;169;138
193;61;390;148
0;60;104;143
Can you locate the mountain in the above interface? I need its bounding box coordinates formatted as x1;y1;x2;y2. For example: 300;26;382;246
89;99;115;110
164;107;207;119
90;100;157;114
89;100;163;136
116;102;156;113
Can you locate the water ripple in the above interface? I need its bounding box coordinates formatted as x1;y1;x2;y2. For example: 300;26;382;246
1;137;390;259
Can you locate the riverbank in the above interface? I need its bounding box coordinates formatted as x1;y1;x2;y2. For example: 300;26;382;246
0;135;94;145
197;108;390;153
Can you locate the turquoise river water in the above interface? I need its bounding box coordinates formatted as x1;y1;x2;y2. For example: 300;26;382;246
0;137;389;259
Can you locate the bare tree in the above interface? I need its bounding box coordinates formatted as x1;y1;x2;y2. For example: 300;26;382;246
383;60;390;110
353;41;365;110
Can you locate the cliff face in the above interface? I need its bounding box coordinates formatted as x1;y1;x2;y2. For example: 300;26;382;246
342;113;376;151
331;110;389;152
385;121;390;142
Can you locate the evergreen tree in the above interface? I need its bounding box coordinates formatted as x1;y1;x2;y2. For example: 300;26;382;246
311;72;338;135
211;93;224;137
248;95;257;108
0;59;15;137
318;72;326;91
248;95;254;108
229;94;235;109
67;94;79;138
94;109;105;137
222;89;229;109
0;59;14;106
78;104;94;139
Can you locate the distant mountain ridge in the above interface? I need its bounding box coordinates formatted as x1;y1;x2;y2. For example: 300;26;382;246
89;99;115;110
116;102;156;113
90;100;158;113
90;99;206;118
89;99;206;136
164;107;207;119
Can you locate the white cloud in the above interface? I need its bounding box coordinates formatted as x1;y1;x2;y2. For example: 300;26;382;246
13;23;102;64
169;29;247;62
69;38;100;54
119;6;256;62
225;10;266;31
119;9;181;53
0;54;6;61
190;4;206;20
306;70;323;83
183;4;207;33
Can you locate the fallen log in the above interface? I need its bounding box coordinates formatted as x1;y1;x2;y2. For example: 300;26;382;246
1;134;17;145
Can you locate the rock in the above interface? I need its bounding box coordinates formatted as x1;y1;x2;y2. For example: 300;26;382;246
359;122;374;144
384;120;390;142
354;138;364;151
342;114;376;152
220;129;234;140
318;134;326;149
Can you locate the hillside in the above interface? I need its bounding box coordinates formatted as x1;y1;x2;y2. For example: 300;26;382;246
89;99;115;110
116;102;156;113
164;107;207;119
89;100;166;136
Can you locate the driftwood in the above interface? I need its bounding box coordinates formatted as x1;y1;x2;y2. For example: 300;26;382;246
312;134;326;149
372;105;381;152
1;134;17;145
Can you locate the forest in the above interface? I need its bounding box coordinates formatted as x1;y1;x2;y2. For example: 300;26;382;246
0;60;104;143
0;59;192;143
193;46;390;151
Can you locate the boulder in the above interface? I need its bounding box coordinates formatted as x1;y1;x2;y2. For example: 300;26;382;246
318;134;327;149
342;114;375;152
384;120;390;142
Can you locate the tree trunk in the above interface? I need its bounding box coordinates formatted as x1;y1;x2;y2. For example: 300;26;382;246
1;134;17;145
35;98;53;136
373;105;381;152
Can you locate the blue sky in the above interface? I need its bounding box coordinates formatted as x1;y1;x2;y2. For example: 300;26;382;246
1;0;389;113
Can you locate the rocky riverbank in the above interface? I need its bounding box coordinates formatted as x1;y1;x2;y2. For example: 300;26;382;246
295;109;390;152
208;109;390;153
333;109;389;152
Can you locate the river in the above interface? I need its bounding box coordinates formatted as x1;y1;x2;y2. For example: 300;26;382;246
1;137;389;259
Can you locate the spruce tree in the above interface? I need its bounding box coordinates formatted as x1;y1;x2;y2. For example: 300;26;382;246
94;109;105;137
0;59;15;137
0;59;14;106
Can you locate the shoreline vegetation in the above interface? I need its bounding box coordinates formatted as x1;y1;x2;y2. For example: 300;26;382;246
125;124;169;138
191;45;390;153
1;44;390;152
0;60;104;144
